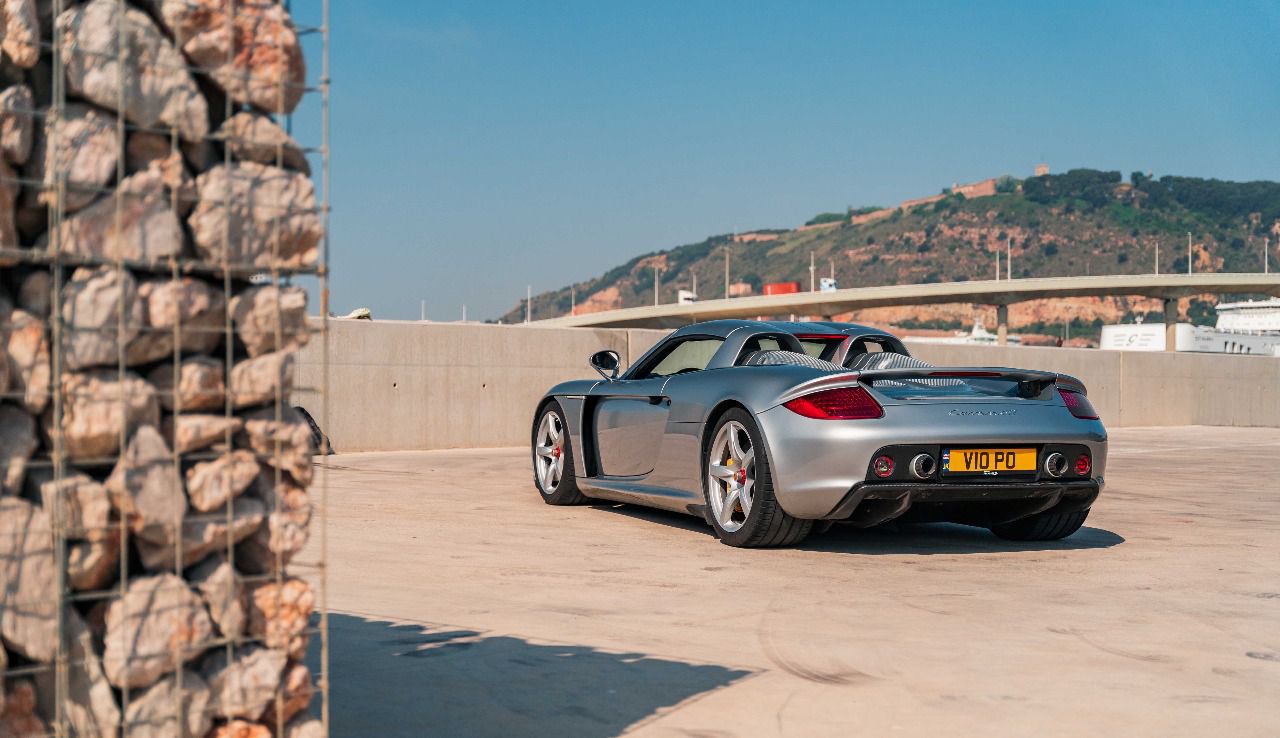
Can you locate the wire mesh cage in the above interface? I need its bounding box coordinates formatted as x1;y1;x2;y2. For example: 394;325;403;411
0;0;330;735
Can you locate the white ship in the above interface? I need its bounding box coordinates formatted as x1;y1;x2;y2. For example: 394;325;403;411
903;319;1023;346
1100;298;1280;356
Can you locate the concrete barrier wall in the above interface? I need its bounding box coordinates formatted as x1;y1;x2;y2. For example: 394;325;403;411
296;321;1280;452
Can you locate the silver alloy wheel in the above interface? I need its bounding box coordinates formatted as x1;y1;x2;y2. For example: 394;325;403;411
707;420;755;533
534;410;566;493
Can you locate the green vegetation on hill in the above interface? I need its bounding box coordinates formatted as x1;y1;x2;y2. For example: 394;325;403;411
502;170;1280;323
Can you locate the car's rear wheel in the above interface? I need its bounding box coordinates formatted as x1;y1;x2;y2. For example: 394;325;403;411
704;409;811;547
989;508;1089;541
532;401;587;505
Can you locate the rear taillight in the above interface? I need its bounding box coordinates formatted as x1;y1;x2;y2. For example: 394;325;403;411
1074;454;1092;476
1058;388;1099;420
784;386;883;420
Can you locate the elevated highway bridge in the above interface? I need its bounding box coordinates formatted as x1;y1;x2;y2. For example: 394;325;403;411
537;273;1280;347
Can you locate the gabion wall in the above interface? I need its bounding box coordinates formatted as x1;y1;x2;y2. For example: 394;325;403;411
0;0;329;736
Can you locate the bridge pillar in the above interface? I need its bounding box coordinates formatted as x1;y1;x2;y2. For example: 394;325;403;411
1163;298;1179;352
996;305;1008;346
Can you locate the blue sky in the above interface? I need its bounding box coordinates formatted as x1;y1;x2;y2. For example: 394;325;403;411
291;1;1279;321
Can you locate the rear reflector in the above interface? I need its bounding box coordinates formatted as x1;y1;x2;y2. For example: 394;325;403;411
1058;388;1099;420
784;386;883;420
1075;454;1092;476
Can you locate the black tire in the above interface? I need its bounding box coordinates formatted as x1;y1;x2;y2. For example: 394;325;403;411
990;508;1089;541
703;408;812;547
531;401;588;505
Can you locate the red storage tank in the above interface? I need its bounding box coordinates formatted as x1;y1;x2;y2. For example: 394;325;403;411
763;281;801;295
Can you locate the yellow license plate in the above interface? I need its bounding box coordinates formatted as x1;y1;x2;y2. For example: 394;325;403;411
944;448;1036;474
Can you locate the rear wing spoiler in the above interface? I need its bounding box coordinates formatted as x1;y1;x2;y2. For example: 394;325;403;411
855;367;1090;394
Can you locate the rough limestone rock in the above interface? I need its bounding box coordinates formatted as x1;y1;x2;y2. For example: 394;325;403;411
238;406;314;486
1;0;39;68
52;369;158;460
152;0;306;114
247;578;313;660
185;449;258;512
166;413;243;454
40;167;186;262
105;425;186;545
123;670;213;738
229;285;309;358
284;719;324;738
5;309;49;414
203;646;287;722
33;608;121;738
61;266;143;370
188;163;321;269
0;498;55;661
230;350;295;409
66;531;119;591
217;112;310;175
25;102;118;213
188;554;245;640
38;472;111;541
0;405;36;495
149;355;225;412
0;84;33;165
271;661;314;726
103;573;214;689
135;495;264;571
212;720;272;738
57;0;208;141
237;471;309;575
15;271;48;318
0;680;47;738
125;277;226;366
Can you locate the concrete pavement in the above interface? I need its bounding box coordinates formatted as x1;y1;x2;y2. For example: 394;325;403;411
305;426;1280;737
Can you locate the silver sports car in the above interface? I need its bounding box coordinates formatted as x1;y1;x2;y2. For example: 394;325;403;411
531;320;1106;547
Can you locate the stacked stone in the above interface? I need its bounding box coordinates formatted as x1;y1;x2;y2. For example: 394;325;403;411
0;1;325;736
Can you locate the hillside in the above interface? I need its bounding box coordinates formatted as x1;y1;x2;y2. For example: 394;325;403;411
500;170;1280;337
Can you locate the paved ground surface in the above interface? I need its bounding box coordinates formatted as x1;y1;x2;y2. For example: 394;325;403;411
303;426;1280;737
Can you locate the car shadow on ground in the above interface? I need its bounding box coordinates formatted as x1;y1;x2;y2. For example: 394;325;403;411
307;613;752;738
589;503;1124;554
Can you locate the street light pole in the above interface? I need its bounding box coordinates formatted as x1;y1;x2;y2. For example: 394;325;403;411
1155;239;1159;275
1265;236;1270;274
525;285;531;323
724;246;730;298
654;266;660;305
1007;237;1012;280
1187;232;1192;274
809;251;816;292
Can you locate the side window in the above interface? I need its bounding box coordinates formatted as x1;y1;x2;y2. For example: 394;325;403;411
640;338;724;378
737;335;784;365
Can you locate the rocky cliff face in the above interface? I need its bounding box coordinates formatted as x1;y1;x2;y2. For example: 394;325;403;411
0;1;324;735
505;178;1278;330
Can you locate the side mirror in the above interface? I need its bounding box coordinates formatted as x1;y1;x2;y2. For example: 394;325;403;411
589;350;621;381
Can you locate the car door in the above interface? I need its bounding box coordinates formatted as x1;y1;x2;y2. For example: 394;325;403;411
591;336;724;477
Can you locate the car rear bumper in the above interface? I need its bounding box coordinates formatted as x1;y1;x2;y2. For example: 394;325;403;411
824;478;1101;525
754;401;1107;519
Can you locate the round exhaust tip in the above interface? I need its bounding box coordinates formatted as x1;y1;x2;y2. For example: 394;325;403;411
1044;452;1068;478
910;453;936;479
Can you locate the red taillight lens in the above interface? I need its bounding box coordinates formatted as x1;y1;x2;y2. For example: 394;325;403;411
872;455;894;478
1058;388;1099;420
1074;454;1092;476
784;386;883;420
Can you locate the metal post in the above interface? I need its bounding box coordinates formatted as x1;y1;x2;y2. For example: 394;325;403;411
1187;232;1193;274
570;285;576;316
1007;238;1012;280
809;251;815;292
1265;236;1270;274
724;246;730;298
420;300;426;321
525;285;531;323
996;305;1009;346
654;266;660;305
1155;239;1160;275
995;250;1000;281
1164;298;1178;351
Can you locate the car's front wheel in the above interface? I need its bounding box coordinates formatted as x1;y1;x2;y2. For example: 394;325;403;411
532;401;587;505
989;508;1089;541
703;409;811;547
